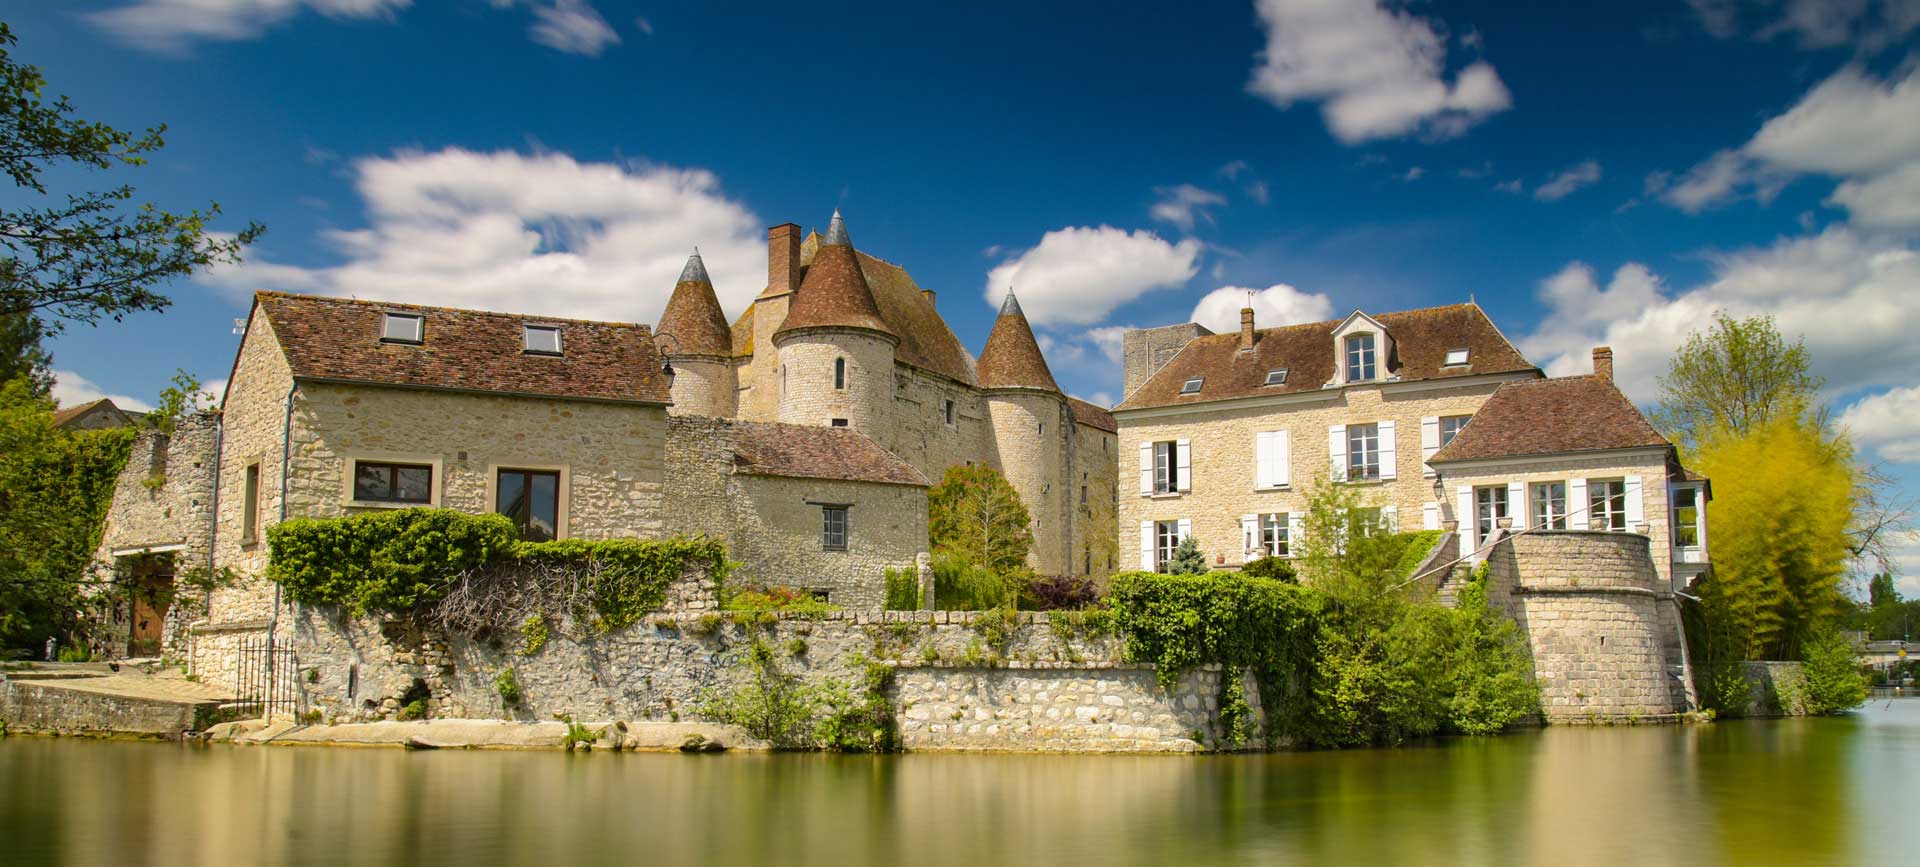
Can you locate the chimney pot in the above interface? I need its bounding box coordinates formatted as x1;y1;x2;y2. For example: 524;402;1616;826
1592;346;1614;381
767;223;801;297
1239;307;1256;350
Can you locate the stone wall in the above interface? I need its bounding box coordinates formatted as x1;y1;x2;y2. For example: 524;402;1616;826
775;329;898;434
986;391;1072;575
1437;450;1680;588
1072;419;1120;581
664;354;737;418
1486;530;1691;721
0;677;219;737
896;663;1258;752
1121;322;1212;400
1118;378;1507;571
1727;661;1811;717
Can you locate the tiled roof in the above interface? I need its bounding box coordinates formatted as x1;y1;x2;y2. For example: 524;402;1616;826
1430;375;1672;463
773;214;895;341
730;420;929;486
977;292;1059;392
1066;396;1117;433
1115;303;1536;411
658;251;733;357
731;236;980;386
255;292;671;404
51;398;129;428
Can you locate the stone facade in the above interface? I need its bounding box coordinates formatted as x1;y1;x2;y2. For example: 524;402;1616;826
663;354;737;418
1117;377;1516;571
1437;450;1684;587
1121;322;1212;400
774;329;899;433
1485;530;1693;721
83;412;219;660
895;663;1259;752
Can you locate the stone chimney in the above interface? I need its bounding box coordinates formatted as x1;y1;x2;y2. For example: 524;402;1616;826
922;288;936;307
1240;307;1257;350
1593;346;1614;381
766;223;801;297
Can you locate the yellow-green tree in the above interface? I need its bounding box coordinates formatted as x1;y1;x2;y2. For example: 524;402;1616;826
927;464;1032;576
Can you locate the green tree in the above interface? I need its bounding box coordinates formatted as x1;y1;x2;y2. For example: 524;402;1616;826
927;464;1032;575
1653;313;1823;452
144;369;214;434
0;311;51;396
0;23;261;329
1166;535;1210;575
1799;627;1868;714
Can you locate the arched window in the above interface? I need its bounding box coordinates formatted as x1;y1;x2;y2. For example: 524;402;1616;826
834;357;846;390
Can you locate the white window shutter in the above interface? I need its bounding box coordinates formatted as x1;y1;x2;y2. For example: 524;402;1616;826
1254;431;1275;489
1568;478;1589;530
1457;485;1476;559
1241;514;1258;553
1138;442;1153;495
1329;425;1347;481
1420;416;1440;476
1507;481;1527;527
1382;505;1399;532
1423;501;1440;531
1378;420;1397;480
1625;475;1645;528
1288;511;1305;549
1177;518;1192;542
1139;521;1155;570
1275;430;1291;487
1175;439;1192;492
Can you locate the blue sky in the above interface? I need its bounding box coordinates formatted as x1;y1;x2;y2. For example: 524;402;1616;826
11;1;1920;581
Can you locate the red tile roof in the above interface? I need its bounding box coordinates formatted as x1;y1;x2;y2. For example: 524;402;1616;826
255;292;671;404
730;421;929;486
657;254;733;357
50;398;130;428
977;293;1060;392
1429;375;1672;463
1066;396;1117;433
1116;303;1536;411
772;237;895;341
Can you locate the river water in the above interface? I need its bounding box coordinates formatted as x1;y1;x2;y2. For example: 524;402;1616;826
4;697;1918;867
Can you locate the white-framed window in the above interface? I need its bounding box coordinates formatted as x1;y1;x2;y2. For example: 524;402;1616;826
1153;441;1179;493
522;324;562;355
381;312;423;343
1589;479;1628;531
1439;415;1471;447
1444;348;1470;366
1475;485;1508;546
1263;368;1288;386
1347;423;1381;480
1346;333;1376;381
1260;513;1289;557
1355;507;1385;537
1673;485;1702;548
1530;481;1568;530
1155;520;1181;572
821;506;849;551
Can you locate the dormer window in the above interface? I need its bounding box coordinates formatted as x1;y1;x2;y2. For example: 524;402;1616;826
1263;368;1289;386
1345;334;1376;382
1444;348;1470;366
1181;377;1204;395
381;313;423;344
523;325;562;356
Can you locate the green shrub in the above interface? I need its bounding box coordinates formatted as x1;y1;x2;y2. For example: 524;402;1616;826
696;640;823;749
723;585;836;617
1239;556;1297;583
817;657;899;753
1388;530;1445;581
397;699;427;721
518;614;550;656
1165;536;1210;574
1106;570;1320;689
55;644;92;663
495;667;523;707
884;566;921;610
1800;627;1868;714
931;554;1012;611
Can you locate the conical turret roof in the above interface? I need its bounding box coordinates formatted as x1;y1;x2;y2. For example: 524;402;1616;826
977;289;1059;392
773;210;894;340
657;248;732;357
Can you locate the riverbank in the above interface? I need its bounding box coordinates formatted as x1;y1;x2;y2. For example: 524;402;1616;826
200;717;770;751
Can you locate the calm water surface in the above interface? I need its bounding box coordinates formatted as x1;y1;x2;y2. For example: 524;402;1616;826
5;698;1919;867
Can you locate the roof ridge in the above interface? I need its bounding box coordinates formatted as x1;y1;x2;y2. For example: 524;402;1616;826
258;291;651;330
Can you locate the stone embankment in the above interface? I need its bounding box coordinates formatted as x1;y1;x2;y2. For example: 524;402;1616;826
1;663;234;738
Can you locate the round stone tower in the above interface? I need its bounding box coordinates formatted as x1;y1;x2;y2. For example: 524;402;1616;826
978;290;1073;576
771;210;899;432
656;249;738;417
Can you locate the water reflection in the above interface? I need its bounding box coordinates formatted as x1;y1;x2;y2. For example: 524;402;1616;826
5;700;1918;866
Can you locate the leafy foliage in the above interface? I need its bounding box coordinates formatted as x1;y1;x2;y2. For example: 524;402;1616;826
696;639;898;751
494;667;523;707
1107;571;1320;690
883;566;921;610
143;370;216;435
722;584;835;617
0;379;135;650
927;464;1032;575
0;24;262;330
1653;313;1823;454
930;553;1014;611
1021;573;1100;610
1165;535;1211;574
1239;555;1297;583
0;312;51;397
1799;627;1868;715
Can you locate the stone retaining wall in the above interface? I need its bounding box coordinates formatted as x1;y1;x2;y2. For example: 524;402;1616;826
0;677;217;737
1726;661;1810;717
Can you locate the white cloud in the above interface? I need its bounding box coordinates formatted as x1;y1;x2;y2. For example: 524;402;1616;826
1188;283;1335;335
983;227;1201;326
1534;160;1602;201
1839;385;1920;462
1086;392;1116;409
1658;66;1920;228
1399;166;1426;182
1519;226;1920;403
201;147;766;326
1148;185;1228;232
51;370;154;414
1686;0;1920;52
1085;326;1130;364
1246;0;1512;144
89;0;409;50
526;0;620;56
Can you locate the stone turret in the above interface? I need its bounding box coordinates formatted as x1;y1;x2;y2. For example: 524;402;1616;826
772;210;899;432
980;289;1073;576
657;249;738;417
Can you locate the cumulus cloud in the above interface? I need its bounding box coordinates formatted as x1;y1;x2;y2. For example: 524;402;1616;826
1518;226;1920;403
1148;185;1228;232
1188;283;1336;334
983;227;1201;326
1246;0;1512;143
1838;385;1920;462
200;147;766;326
51;370;154;414
89;0;409;50
1657;66;1920;229
1686;0;1920;52
1084;325;1130;364
1534;160;1602;201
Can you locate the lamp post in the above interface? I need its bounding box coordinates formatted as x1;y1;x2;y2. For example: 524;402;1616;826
654;332;680;390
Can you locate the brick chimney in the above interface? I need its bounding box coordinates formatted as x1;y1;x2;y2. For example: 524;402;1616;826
1592;345;1614;381
766;223;801;297
1239;307;1257;350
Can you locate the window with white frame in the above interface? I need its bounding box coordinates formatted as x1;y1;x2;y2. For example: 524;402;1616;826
1345;333;1377;381
1260;513;1289;557
1354;507;1385;537
1180;377;1204;395
1443;348;1470;366
522;324;562;355
1475;485;1508;546
1155;520;1181;572
1589;479;1628;531
1530;481;1568;530
381;312;423;343
1152;441;1179;493
1439;415;1471;447
1263;368;1288;386
1347;423;1381;480
1673;486;1702;547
